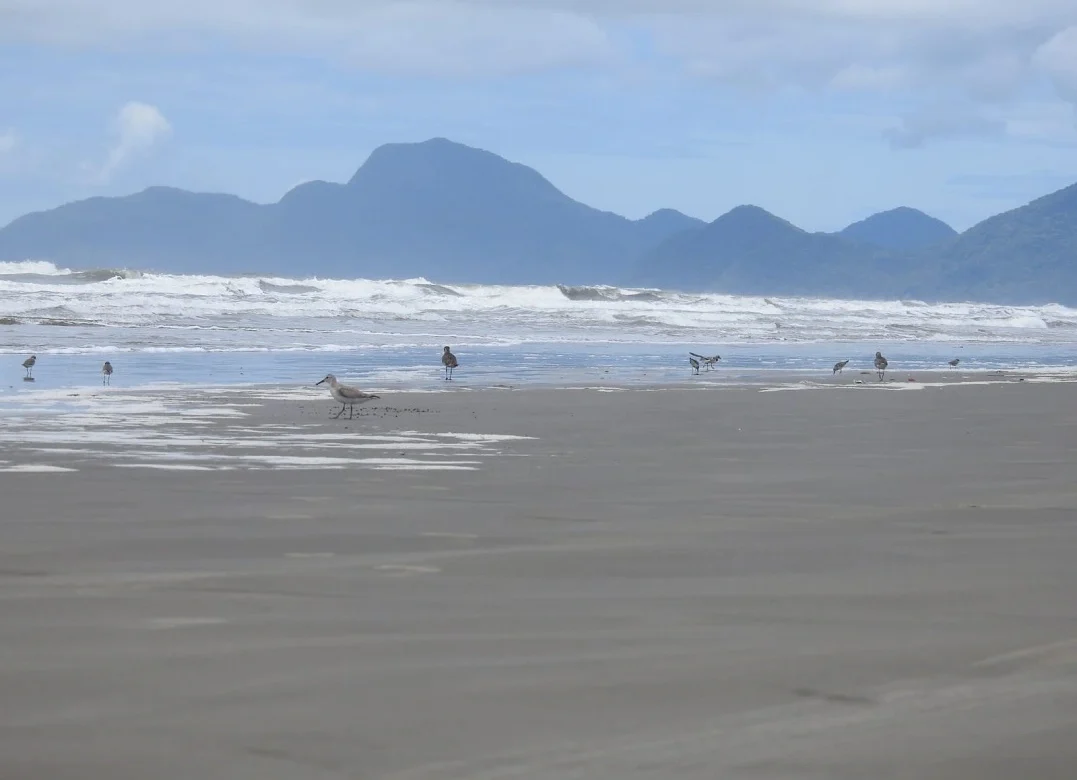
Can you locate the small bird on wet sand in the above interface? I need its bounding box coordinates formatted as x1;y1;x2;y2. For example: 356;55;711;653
442;346;458;380
833;360;849;374
102;361;113;385
948;358;960;368
689;352;721;370
22;355;36;378
316;374;380;419
874;351;888;381
689;356;700;375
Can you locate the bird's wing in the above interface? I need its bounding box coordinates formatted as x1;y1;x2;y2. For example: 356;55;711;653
338;386;377;400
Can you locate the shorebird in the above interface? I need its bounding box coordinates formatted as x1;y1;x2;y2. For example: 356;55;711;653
102;361;113;385
874;351;888;381
689;356;700;375
948;358;960;369
833;360;849;375
22;355;36;378
442;346;458;381
316;374;380;419
689;352;721;370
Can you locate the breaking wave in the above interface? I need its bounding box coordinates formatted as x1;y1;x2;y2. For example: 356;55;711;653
557;284;665;303
3;260;1077;353
0;260;71;276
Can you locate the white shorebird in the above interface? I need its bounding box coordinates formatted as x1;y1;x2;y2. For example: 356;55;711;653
689;356;700;375
22;355;36;378
102;361;113;385
874;351;888;381
689;352;721;370
442;346;458;381
948;358;960;369
316;374;380;419
833;359;849;374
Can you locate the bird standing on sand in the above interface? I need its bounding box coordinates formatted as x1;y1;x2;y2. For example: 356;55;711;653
442;346;458;381
689;356;700;375
948;358;960;369
874;351;888;381
833;360;849;375
22;355;36;378
316;374;380;419
102;361;113;385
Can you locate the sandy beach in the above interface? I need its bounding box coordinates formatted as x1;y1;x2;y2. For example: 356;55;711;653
2;377;1077;778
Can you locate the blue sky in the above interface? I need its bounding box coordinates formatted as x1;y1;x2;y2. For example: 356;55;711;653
2;0;1077;232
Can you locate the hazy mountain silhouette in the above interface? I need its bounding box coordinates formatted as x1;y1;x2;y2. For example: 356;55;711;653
908;181;1077;303
839;207;957;252
0;138;702;283
634;205;900;298
1;137;1076;303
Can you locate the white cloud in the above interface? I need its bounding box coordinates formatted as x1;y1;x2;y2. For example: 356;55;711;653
1034;26;1077;102
885;106;1006;150
0;129;18;177
0;129;17;155
4;0;1077;143
87;101;171;183
0;1;615;75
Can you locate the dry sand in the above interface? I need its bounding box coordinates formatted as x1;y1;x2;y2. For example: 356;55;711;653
2;378;1077;778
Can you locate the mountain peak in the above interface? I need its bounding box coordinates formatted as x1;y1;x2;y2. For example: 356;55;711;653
840;206;956;251
348;137;554;192
713;204;801;233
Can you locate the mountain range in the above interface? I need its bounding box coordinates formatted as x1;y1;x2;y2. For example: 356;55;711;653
1;137;1075;304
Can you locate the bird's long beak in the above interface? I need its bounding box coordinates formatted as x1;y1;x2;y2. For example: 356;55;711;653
315;378;325;385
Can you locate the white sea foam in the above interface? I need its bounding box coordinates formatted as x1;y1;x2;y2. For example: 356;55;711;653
3;263;1077;351
0;260;72;276
0;463;78;472
114;463;219;471
0;386;533;474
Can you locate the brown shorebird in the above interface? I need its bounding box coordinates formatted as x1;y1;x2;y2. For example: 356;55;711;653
22;355;36;378
442;346;458;380
948;358;960;369
316;374;379;419
102;361;113;385
874;351;888;381
833;360;849;374
689;356;700;375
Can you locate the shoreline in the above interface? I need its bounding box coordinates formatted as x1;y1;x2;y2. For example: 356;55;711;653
1;373;1074;474
7;340;1077;397
3;364;1074;402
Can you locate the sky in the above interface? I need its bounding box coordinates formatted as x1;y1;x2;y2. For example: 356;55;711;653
2;0;1077;233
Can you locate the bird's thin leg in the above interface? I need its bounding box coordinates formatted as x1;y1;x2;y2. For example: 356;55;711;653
333;404;345;418
349;404;354;419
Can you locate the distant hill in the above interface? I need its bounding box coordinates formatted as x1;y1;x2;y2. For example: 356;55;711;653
2;137;1077;303
634;205;901;298
0;187;268;271
910;182;1077;304
0;138;703;284
839;207;957;252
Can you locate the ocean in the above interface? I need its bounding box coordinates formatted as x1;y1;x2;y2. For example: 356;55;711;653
4;259;1077;393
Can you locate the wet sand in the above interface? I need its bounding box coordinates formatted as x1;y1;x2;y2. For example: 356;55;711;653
2;379;1077;778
